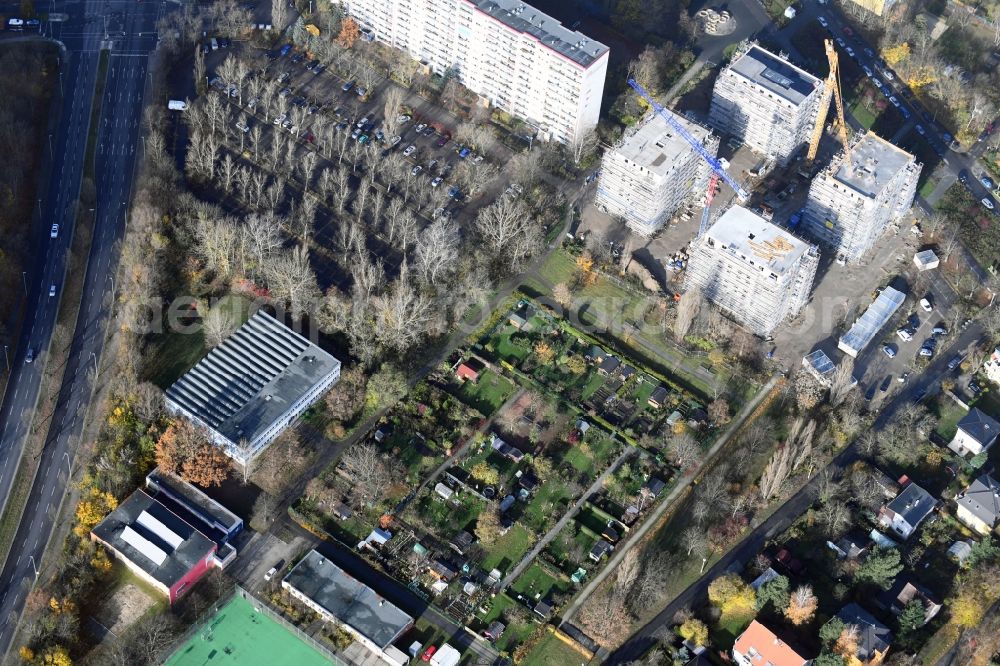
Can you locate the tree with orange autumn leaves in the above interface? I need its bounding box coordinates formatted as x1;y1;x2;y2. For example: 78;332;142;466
155;419;230;487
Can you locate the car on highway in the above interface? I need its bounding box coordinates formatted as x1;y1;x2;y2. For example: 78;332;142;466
50;224;59;238
264;566;277;581
981;175;996;189
24;348;33;364
920;297;933;312
882;344;897;358
948;355;963;370
430;176;443;187
403;144;416;156
818;16;828;27
880;376;892;392
863;65;873;77
983;197;996;210
48;284;56;297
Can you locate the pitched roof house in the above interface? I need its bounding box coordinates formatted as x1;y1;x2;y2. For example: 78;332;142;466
877;576;942;625
732;620;809;666
834;603;893;665
877;481;936;540
455;358;485;382
955;473;1000;535
948;407;1000;456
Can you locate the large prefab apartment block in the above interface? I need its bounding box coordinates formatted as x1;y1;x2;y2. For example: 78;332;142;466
165;311;341;466
331;0;609;145
708;44;822;165
802;132;920;262
595;112;719;237
685;205;819;337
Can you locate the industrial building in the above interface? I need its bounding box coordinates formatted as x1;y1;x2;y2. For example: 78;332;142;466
595;112;719;236
283;550;414;659
165;311;341;466
802;132;921;262
684;206;819;337
708;43;823;165
838;286;905;357
331;0;609;144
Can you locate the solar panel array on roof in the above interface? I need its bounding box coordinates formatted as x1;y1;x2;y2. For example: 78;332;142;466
121;525;168;566
166;312;308;430
839;286;906;356
137;510;184;549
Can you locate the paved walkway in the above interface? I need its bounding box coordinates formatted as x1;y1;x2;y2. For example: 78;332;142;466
500;443;636;589
559;373;782;625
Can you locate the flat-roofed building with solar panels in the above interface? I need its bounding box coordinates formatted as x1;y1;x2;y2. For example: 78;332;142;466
684;206;819;337
165;311;341;466
283;550;414;658
708;43;823;165
595;112;719;236
838;286;906;357
91;490;221;604
802;132;921;262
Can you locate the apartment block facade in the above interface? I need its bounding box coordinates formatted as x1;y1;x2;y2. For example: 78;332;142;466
333;0;609;144
709;44;822;165
595;112;719;236
802;132;920;261
685;206;819;337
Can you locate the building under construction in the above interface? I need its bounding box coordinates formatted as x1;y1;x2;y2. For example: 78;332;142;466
685;206;819;337
708;43;823;166
802;132;921;262
595;112;719;236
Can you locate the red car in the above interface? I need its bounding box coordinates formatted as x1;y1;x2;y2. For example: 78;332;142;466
422;646;437;662
842;26;853;36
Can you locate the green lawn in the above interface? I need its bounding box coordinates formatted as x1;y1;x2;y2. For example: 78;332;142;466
143;295;251;388
919;177;939;199
934;399;968;441
849;99;877;129
580;373;605;401
454;368;516;416
522;481;574;533
511;562;571;601
477;594;537;654
410;492;485;535
491;327;533;364
481;523;535;573
521;629;593;666
561;436;620;478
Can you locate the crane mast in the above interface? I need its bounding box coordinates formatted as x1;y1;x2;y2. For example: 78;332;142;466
806;39;851;163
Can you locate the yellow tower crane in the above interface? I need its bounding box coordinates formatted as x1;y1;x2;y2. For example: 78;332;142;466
806;39;851;163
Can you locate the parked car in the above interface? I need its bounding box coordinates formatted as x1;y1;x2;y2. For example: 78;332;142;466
919;346;934;357
411;165;423;176
422;646;437;662
982;197;996;211
916;124;925;135
403;144;416;156
948;355;963;370
836;37;846;48
396;114;411;124
458;147;471;159
818;16;828;27
889;96;900;107
436;134;451;148
981;175;995;189
882;344;897;358
264;567;278;581
341;81;354;92
846;46;855;57
430;176;443;187
896;328;914;342
862;65;873;77
880;376;892;392
919;297;932;312
415;123;427;133
932;325;947;336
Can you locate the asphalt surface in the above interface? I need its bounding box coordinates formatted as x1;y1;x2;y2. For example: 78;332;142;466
606;320;985;664
0;0;161;656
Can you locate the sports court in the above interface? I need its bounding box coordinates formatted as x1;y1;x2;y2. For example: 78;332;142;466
165;594;333;665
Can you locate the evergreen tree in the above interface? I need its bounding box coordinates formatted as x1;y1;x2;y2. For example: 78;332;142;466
855;547;903;589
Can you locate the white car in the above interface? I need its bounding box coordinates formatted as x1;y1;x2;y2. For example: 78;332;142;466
48;284;56;297
919;297;932;312
403;144;416;156
983;197;996;210
273;113;287;126
264;567;277;581
896;328;913;342
430;176;443;187
883;70;895;80
889;96;900;107
50;224;59;238
818;16;828;27
415;123;427;133
396;114;411;124
845;46;855;57
862;65;873;77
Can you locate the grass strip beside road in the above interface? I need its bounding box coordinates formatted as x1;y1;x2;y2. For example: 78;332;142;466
0;49;108;569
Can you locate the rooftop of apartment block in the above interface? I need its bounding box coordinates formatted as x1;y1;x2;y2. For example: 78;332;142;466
830;132;915;198
470;0;610;68
613;112;714;177
707;205;815;275
728;44;821;106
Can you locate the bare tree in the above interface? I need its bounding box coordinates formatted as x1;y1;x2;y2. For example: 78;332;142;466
681;526;708;557
666;432;700;467
271;0;288;29
568;127;599;165
828;358;855;407
340;443;392;508
202;304;238;348
473;196;542;269
382;86;405;137
264;245;320;317
414;217;460;285
374;262;432;352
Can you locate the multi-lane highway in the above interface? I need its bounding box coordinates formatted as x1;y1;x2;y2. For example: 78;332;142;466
0;0;162;655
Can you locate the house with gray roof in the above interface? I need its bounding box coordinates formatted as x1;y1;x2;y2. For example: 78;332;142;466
834;603;893;663
956;473;1000;535
283;549;413;655
165;311;341;466
878;481;936;540
949;407;1000;457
